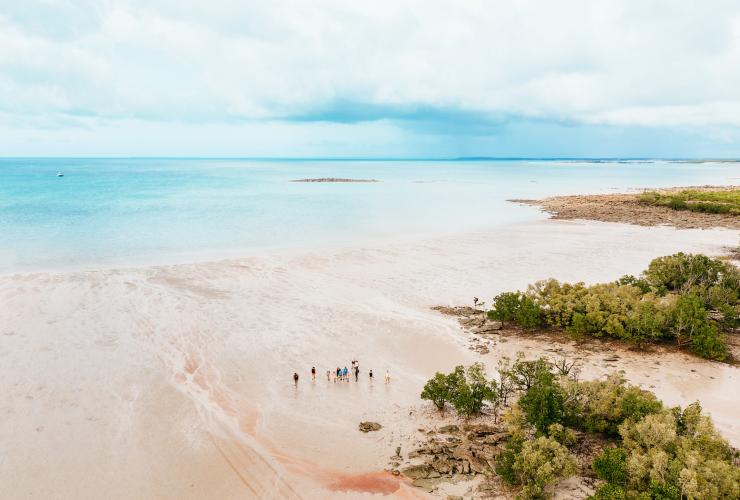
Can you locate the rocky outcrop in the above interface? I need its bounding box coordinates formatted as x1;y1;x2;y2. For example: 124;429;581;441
359;421;382;432
439;424;459;433
472;322;502;334
431;305;501;333
432;306;481;317
397;423;505;485
401;464;440;480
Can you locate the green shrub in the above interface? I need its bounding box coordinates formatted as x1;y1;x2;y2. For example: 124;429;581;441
644;253;726;293
495;403;579;497
648;482;680;500
668;293;708;346
703;285;740;328
518;371;566;434
548;423;577;447
489;291;525;326
511;436;577;499
668;198;688;211
689;323;728;361
489;292;543;329
496;435;524;486
496;357;518;407
639;189;740;215
717;262;740;294
421;372;454;411
617;403;739;499
589;483;627;499
532;281;641;339
625;301;668;348
517;295;544;329
529;279;589;328
666;293;728;360
617;389;664;427
574;374;662;437
586;402;738;499
506;354;553;391
497;423;578;498
450;363;497;417
567;312;589;338
421;363;497;417
616;275;652;294
592;447;628;485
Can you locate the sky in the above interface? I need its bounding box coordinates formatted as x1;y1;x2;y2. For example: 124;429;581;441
1;0;740;158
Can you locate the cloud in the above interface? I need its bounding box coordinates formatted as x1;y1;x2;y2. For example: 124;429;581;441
1;0;740;155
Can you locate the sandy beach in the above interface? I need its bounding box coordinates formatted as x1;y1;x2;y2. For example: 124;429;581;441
1;219;738;499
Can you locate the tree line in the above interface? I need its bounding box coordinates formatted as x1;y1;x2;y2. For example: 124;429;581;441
487;253;739;360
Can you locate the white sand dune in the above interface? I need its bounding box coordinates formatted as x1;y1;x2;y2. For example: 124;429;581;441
0;220;737;499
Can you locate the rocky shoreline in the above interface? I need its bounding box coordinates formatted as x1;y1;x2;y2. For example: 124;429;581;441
392;422;603;498
511;186;740;230
431;306;502;355
394;423;507;495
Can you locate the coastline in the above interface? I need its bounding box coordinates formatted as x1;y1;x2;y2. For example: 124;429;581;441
0;216;540;278
512;185;740;230
1;218;738;499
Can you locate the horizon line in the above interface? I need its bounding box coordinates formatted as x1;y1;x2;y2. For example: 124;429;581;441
1;156;740;162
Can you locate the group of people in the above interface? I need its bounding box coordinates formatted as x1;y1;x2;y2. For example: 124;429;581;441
327;360;362;382
293;359;391;386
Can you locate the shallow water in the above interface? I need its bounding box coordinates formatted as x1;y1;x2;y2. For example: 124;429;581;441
1;158;738;272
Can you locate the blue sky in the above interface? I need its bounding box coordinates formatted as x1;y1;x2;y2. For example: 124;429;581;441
1;0;740;157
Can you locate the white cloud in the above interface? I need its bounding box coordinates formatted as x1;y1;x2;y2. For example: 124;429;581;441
1;0;740;154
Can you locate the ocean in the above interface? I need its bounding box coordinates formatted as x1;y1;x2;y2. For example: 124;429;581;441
1;158;738;273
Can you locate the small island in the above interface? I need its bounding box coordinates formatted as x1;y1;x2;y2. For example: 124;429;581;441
290;177;380;183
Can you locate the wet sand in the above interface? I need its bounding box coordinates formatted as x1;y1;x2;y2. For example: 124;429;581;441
0;220;738;499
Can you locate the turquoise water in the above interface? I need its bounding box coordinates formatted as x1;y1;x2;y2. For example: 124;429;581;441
1;158;738;273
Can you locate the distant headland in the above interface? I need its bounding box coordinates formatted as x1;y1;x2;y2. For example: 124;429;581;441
290;177;380;183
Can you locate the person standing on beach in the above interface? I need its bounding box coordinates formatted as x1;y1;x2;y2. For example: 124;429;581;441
311;366;316;381
384;369;391;384
369;369;373;382
342;366;349;382
336;367;341;381
354;365;359;382
293;372;299;386
326;369;331;381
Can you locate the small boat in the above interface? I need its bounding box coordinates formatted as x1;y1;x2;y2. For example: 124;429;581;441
57;172;64;177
